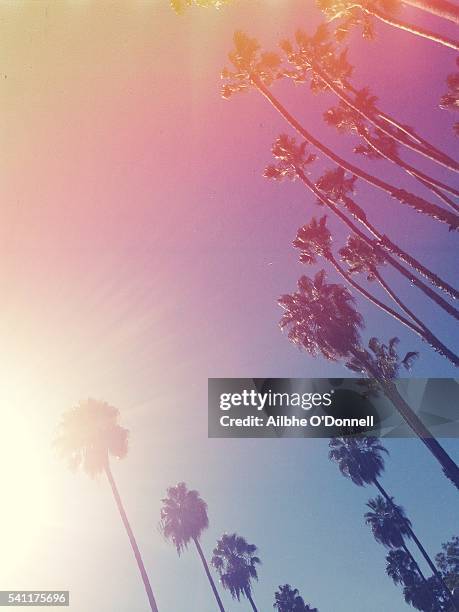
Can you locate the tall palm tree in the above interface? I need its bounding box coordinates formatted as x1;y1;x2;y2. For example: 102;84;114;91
317;0;459;48
329;438;457;607
159;483;226;612
293;216;459;365
265;136;459;317
212;533;261;612
222;32;459;230
273;584;318;611
55;399;159;612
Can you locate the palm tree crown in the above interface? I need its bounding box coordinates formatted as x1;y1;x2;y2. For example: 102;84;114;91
365;496;413;549
274;584;318;611
159;482;209;555
54;399;128;477
211;533;260;601
328;437;388;486
279;271;363;361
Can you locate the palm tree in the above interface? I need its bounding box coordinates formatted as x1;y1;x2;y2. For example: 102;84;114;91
222;32;459;230
273;584;318;611
316;0;459;49
329;438;457;607
159;483;226;612
212;533;261;612
265;136;459;317
281;27;459;170
55;399;159;612
293;216;459;365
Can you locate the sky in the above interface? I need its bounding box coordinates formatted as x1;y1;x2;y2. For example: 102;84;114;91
1;1;458;611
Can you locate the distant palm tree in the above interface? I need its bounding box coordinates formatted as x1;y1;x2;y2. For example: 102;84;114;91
159;483;226;612
316;0;459;49
55;399;159;612
273;584;318;611
212;533;261;612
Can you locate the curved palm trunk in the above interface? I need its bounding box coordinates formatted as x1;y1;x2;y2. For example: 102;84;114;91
312;61;459;172
298;170;459;320
104;464;159;612
371;269;459;365
357;128;459;209
193;537;226;612
245;589;259;612
355;3;459;49
252;76;459;230
343;80;451;161
402;0;459;24
328;255;459;365
374;479;458;609
353;359;459;490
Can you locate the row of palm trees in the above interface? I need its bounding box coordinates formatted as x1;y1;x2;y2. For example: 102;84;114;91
55;400;458;610
330;437;459;611
55;399;319;611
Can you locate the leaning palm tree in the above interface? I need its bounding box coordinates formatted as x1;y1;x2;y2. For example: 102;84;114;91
159;483;226;612
273;584;318;611
212;533;261;612
55;399;159;612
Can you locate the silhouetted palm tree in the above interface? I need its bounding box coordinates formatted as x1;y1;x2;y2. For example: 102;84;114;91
317;0;459;49
222;32;459;230
293;216;459;365
273;584;318;611
212;533;260;612
55;399;159;612
159;483;226;612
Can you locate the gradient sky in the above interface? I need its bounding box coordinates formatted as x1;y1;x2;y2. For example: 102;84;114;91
1;1;458;611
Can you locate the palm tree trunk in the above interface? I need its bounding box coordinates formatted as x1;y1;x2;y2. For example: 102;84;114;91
374;479;458;610
400;541;427;582
193;537;226;612
328;254;426;336
298;169;459;320
357;3;459;49
312;61;459;172
353;359;459;489
371;269;459;365
104;464;160;612
245;589;259;612
402;0;459;24
252;75;459;230
357;128;459;206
